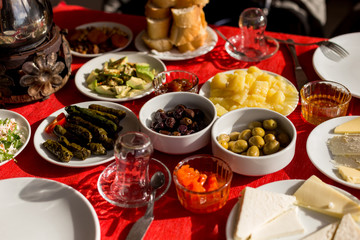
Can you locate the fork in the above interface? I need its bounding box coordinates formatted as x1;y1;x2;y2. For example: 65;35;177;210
270;37;349;62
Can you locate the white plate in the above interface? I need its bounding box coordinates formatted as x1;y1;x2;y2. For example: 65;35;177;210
0;177;100;240
134;27;218;61
34;101;140;168
70;21;133;58
307;116;360;189
0;110;31;166
313;32;360;98
226;179;360;240
75;51;166;102
199;69;299;116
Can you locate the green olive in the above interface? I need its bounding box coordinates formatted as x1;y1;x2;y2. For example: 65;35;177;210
217;133;230;142
239;129;252;141
263;140;280;155
229;131;241;141
218;140;229;149
247;146;260;156
228;141;236;151
277;132;290;147
266;130;278;136
264;133;276;143
229;139;248;153
248;121;262;129
248;135;265;149
251;127;265;137
263;119;278;130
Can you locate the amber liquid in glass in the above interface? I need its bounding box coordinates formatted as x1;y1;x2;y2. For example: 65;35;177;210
301;94;347;125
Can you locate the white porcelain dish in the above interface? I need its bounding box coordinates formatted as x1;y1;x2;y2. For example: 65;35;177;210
139;92;217;155
211;108;297;176
313;32;360;98
0;177;100;240
70;21;133;58
34;101;139;168
307;116;360;189
75;51;166;102
226;179;360;240
199;69;299;116
0;109;31;166
134;27;218;61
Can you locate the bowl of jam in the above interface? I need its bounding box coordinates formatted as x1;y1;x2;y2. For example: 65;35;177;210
153;70;199;95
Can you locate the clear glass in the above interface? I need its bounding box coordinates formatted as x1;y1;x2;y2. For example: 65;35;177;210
301;80;352;125
111;131;153;206
237;7;267;60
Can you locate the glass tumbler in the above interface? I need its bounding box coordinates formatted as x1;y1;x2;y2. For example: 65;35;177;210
111;131;153;206
300;80;352;125
238;7;267;59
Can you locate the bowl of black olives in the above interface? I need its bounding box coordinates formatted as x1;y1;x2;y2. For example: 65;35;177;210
139;92;217;154
211;108;297;176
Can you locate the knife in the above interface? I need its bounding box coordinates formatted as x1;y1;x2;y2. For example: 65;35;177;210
286;39;308;91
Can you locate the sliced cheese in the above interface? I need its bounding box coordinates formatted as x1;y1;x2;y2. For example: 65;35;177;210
338;165;360;184
250;207;304;240
334;117;360;134
333;213;360;240
234;187;296;240
293;175;360;221
301;221;339;240
328;135;360;156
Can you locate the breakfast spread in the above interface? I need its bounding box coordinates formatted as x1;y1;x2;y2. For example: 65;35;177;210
208;66;299;116
217;118;290;156
85;56;156;98
142;0;209;52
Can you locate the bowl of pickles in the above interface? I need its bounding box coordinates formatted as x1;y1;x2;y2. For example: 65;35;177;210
210;108;297;176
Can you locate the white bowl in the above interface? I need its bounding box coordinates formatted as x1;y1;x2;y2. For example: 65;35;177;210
211;108;297;176
139;92;217;155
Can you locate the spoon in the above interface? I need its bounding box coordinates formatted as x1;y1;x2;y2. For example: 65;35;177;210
214;29;246;57
125;171;165;240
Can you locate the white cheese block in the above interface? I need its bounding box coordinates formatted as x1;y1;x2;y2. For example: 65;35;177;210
293;175;360;221
338;165;360;184
234;187;296;240
250;207;304;240
333;213;360;240
301;221;339;240
334;117;360;134
327;135;360;156
332;155;360;169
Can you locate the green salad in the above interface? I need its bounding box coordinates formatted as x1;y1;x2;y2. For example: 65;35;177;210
0;118;25;162
86;56;157;98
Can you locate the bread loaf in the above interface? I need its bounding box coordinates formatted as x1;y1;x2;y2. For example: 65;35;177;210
171;5;201;28
142;32;173;52
145;1;170;19
146;17;171;40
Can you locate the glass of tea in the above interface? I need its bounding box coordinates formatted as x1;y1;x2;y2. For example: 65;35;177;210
111;131;153;207
300;80;352;125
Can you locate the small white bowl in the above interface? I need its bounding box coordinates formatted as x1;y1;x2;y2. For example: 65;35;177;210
211;108;297;176
139;92;217;155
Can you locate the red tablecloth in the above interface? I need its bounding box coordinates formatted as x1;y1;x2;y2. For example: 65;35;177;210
2;2;360;240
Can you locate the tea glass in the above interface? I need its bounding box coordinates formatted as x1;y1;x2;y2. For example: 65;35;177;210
300;80;352;125
238;7;267;60
111;131;153;207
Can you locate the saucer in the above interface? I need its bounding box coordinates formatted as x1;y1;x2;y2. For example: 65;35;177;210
97;158;171;208
225;35;279;62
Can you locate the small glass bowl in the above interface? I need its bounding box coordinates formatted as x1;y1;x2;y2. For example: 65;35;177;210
173;154;233;214
153;70;199;95
300;80;352;125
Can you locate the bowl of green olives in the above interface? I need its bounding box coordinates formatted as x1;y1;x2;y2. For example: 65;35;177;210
211;108;297;176
139;92;217;154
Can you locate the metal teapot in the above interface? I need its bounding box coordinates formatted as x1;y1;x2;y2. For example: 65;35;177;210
0;0;53;53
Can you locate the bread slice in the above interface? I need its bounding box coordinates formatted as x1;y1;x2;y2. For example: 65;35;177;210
151;0;176;8
146;17;171;40
174;0;209;8
145;1;170;19
171;5;201;28
142;32;173;52
177;26;207;52
169;23;201;46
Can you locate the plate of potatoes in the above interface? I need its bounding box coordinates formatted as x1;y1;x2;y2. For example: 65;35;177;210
199;66;299;117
